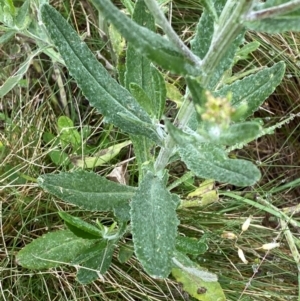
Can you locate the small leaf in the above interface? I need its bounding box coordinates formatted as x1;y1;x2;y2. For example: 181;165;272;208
181;179;219;208
151;66;166;120
57;116;81;149
48;149;70;167
124;0;157;180
108;24;125;59
130;135;155;182
38;170;136;211
130;171;179;278
172;251;226;301
0;48;43;98
15;0;31;30
215;62;285;120
59;212;102;239
41;4;160;142
165;81;183;108
71;140;131;168
16;230;95;269
176;236;208;255
191;0;226;59
234;41;260;64
73;240;115;284
125;0;155;101
57;115;73;128
90;0;199;76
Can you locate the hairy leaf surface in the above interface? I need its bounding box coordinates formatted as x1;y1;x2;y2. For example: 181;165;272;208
73;240;115;284
215;62;285;120
130;171;179;278
17;230;95;269
41;4;159;142
38;170;136;211
168;124;261;187
172;251;226;301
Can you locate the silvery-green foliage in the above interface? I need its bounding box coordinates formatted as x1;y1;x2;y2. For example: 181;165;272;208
16;1;300;299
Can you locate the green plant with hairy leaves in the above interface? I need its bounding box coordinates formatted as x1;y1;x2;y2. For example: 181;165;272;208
15;0;300;300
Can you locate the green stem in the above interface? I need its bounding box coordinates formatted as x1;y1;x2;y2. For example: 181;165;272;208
154;93;194;171
144;0;201;67
155;0;253;173
244;0;300;22
201;0;254;84
218;0;238;28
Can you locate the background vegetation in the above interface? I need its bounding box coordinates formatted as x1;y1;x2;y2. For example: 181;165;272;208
1;0;300;300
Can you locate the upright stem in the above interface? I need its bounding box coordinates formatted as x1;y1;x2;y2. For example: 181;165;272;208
201;0;254;83
154;93;194;171
218;0;238;28
154;0;254;173
144;0;201;67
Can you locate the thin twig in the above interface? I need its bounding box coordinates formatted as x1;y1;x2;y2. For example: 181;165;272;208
244;0;300;22
144;0;201;67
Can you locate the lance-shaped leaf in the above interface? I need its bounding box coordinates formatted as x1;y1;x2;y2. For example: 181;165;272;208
215;62;285;120
16;230;95;269
89;0;199;76
71;140;132;168
245;0;300;33
38;170;136;212
125;0;156;181
0;48;43;98
167;123;261;187
41;5;160;143
72;240;115;284
130;171;179;278
125;0;155;98
59;212;102;239
151;66;166;120
172;251;226;301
